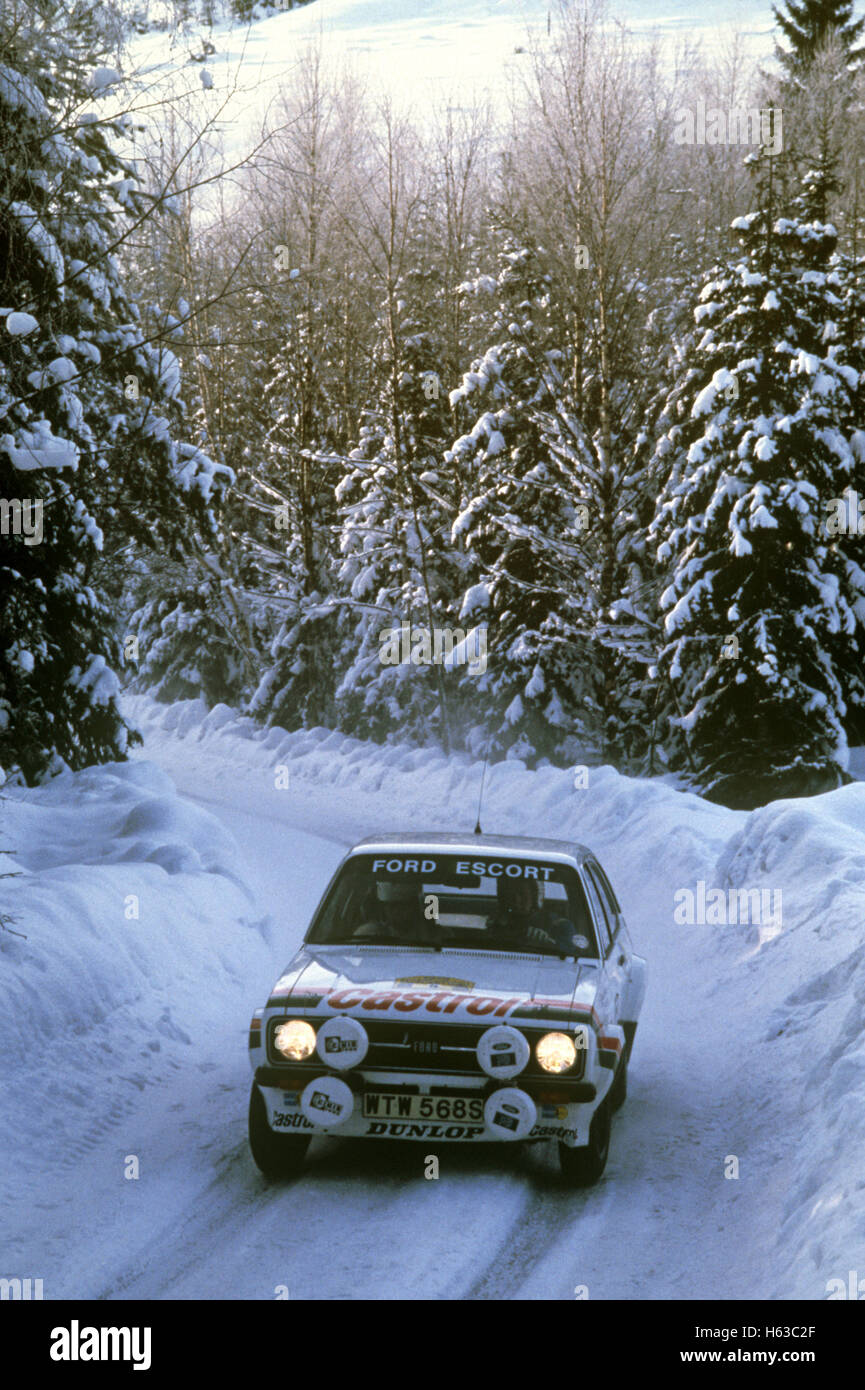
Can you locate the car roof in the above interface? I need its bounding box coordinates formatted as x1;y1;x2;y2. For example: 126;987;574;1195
348;832;594;866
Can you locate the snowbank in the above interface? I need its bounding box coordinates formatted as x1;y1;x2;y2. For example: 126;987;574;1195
716;788;865;1294
128;694;735;862
0;757;270;1187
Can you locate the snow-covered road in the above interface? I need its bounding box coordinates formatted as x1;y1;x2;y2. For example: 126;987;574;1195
142;783;780;1302
3;697;864;1299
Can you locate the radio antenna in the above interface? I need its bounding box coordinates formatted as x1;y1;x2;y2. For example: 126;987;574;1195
474;740;492;835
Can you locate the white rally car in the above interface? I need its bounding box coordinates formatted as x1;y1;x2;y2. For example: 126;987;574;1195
248;833;646;1185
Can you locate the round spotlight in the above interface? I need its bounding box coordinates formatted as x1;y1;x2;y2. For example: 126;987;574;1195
536;1031;577;1074
274;1019;317;1061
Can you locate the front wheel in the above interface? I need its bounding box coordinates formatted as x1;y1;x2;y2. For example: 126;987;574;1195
558;1095;611;1187
248;1083;310;1179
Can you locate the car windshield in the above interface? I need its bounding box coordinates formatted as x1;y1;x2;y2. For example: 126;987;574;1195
306;852;598;958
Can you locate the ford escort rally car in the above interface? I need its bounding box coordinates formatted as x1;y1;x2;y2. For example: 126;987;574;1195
248;833;646;1185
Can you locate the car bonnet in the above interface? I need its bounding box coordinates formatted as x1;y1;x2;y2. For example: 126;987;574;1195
266;947;601;1029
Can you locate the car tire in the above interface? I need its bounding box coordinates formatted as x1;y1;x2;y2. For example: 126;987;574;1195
558;1094;611;1187
248;1083;310;1179
609;1053;627;1111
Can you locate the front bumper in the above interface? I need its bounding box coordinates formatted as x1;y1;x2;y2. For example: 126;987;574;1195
255;1066;609;1147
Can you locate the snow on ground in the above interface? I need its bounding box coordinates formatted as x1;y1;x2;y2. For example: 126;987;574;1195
119;0;777;187
2;695;864;1298
0;759;272;1289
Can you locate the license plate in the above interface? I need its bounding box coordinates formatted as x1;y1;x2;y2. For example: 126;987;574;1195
362;1092;484;1122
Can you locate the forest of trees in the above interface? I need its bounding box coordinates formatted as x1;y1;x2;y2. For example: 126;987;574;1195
1;0;864;808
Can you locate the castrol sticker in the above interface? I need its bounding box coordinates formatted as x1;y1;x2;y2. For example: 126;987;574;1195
325;986;524;1019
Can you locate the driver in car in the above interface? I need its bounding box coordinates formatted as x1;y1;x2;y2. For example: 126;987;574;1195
486;878;580;952
354;880;440;945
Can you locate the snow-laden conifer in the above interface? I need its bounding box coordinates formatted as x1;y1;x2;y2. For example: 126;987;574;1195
651;155;863;806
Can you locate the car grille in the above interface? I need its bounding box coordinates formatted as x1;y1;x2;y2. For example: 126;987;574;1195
364;1021;485;1074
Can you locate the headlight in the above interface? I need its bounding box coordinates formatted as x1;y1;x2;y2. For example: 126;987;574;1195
536;1031;577;1074
274;1019;317;1061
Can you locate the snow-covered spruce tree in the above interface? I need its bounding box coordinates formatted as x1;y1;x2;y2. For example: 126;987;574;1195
773;0;865;77
536;383;662;772
758;52;865;747
331;316;461;749
447;234;590;765
127;562;247;706
611;240;721;776
0;1;228;780
650;154;864;808
797;161;865;737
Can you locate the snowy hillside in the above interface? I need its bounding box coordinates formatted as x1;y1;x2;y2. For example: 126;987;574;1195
122;0;776;169
2;695;863;1298
129;0;776;97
